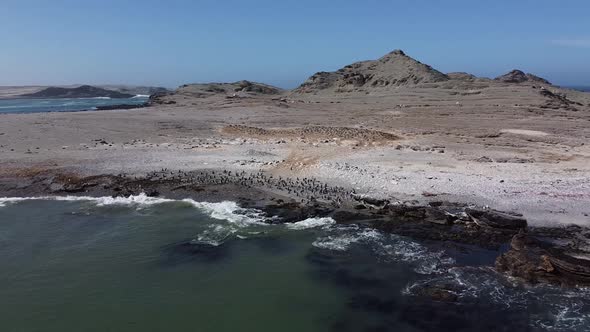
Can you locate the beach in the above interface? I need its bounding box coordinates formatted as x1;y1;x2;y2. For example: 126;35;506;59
1;84;589;226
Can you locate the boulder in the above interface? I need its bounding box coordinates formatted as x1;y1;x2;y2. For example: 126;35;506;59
466;208;527;230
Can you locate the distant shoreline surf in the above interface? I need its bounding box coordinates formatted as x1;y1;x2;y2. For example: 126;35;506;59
0;96;149;114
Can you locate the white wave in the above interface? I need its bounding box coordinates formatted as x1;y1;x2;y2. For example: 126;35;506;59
91;97;111;100
380;239;455;274
312;228;383;251
0;194;267;226
193;224;233;246
181;199;267;226
0;105;37;109
0;197;29;207
1;194;176;208
286;217;335;230
313;228;454;274
132;94;150;98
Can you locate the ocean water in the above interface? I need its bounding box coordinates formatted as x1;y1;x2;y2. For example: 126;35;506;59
0;195;589;332
565;86;590;92
0;96;148;114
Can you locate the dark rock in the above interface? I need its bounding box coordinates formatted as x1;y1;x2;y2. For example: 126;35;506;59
353;195;390;208
424;208;453;225
160;239;231;265
413;283;459;302
539;89;581;111
466;208;527;230
94;103;148;111
476;156;494;163
348;294;395;313
494;70;551;85
146;190;160;197
496;232;590;286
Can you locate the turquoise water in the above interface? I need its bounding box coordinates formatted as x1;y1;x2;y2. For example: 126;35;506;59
0;97;148;114
0;196;589;331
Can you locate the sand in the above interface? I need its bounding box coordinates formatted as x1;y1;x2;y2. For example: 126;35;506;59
1;82;590;227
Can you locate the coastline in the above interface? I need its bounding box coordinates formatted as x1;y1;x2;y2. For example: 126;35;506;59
2;167;590;287
1;79;590;287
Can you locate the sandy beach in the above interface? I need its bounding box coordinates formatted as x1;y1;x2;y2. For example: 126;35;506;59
1;81;589;226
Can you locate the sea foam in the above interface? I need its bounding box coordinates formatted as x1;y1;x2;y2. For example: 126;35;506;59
313;227;454;275
0;194;267;225
286;217;336;230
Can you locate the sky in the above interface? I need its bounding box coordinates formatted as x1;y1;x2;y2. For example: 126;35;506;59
1;0;589;88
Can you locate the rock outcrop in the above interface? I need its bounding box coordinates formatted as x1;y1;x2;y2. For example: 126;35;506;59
293;50;449;94
177;80;282;98
148;80;282;104
539;88;583;111
496;231;590;286
494;70;551;85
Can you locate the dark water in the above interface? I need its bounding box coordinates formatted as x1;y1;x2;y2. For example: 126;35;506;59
565;86;590;92
0;97;148;114
0;196;589;332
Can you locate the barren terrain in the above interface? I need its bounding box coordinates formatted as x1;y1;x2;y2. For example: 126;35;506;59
1;78;589;226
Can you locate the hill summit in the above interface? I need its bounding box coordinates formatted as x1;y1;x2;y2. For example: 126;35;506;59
294;50;449;94
494;70;551;85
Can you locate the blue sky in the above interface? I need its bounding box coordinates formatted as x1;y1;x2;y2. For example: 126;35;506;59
1;0;589;88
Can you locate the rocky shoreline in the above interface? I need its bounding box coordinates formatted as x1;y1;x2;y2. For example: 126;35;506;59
93;102;149;111
2;168;589;288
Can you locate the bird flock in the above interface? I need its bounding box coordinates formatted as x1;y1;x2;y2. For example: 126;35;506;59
131;169;356;207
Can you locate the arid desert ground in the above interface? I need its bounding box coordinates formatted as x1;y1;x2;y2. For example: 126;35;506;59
1;51;590;227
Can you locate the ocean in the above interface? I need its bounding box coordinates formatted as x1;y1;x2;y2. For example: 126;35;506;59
566;86;590;92
0;96;149;114
0;195;588;331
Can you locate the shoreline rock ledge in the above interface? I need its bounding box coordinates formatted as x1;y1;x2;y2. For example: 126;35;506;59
497;231;590;286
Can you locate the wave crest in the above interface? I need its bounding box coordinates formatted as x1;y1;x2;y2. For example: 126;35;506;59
286;217;335;230
0;194;266;225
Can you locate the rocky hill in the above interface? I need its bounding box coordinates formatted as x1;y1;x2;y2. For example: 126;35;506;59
99;85;169;96
178;80;282;97
150;80;282;105
293;50;449;94
494;70;551;85
21;85;135;99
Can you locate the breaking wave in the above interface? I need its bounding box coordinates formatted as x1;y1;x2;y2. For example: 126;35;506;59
313;226;455;274
403;267;590;331
286;217;335;230
0;194;266;226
